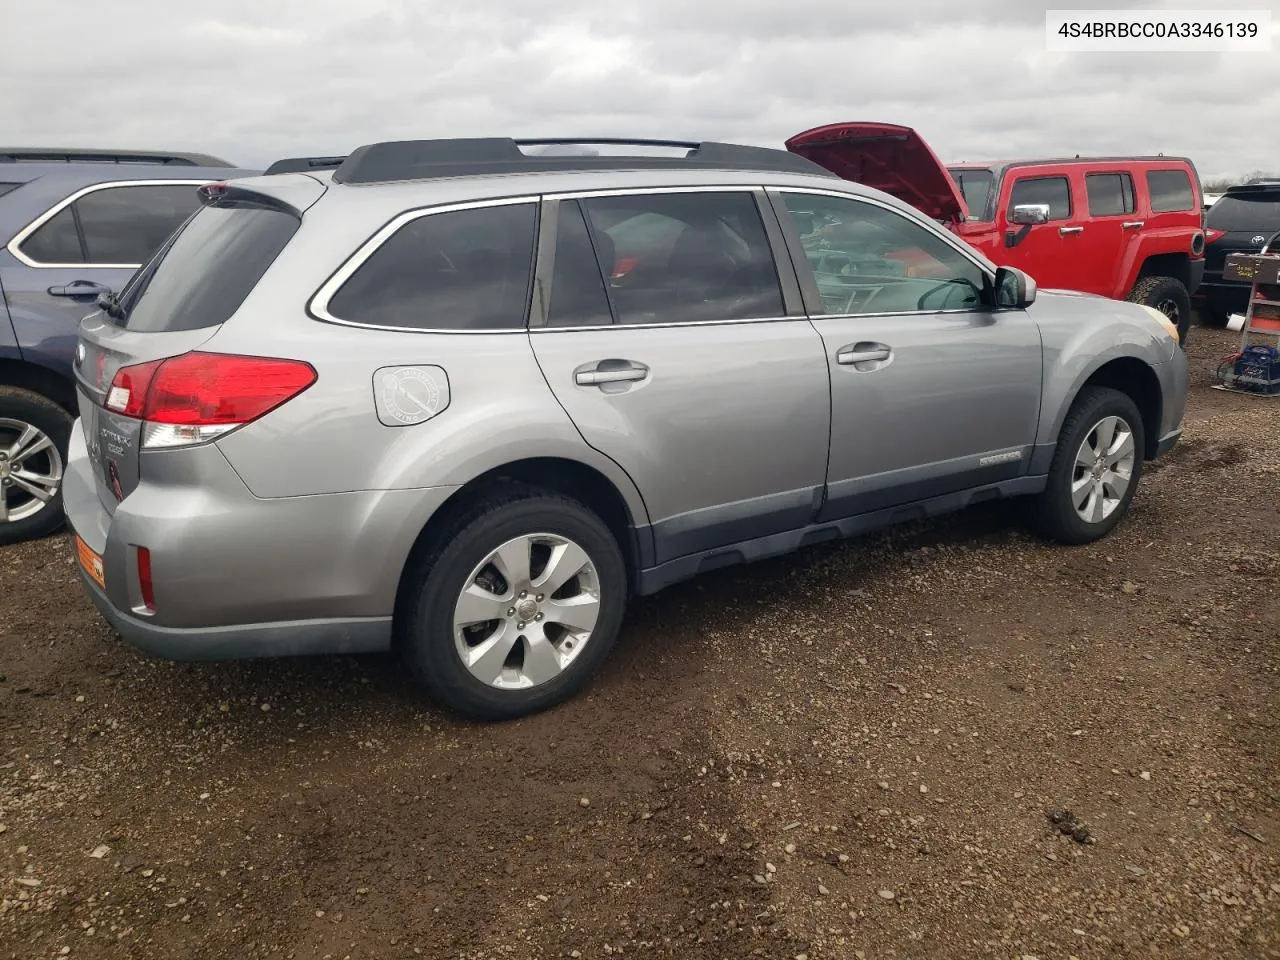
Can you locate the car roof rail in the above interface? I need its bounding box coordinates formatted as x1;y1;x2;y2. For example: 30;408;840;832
263;156;348;175
0;148;235;167
331;137;834;185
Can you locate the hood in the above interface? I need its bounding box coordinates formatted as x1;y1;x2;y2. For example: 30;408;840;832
785;122;968;224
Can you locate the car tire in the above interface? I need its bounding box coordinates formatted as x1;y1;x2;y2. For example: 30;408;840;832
1127;275;1192;346
1026;386;1146;546
398;485;628;721
0;387;72;547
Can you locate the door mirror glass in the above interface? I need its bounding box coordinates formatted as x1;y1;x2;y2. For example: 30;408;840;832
1009;203;1051;225
995;266;1037;308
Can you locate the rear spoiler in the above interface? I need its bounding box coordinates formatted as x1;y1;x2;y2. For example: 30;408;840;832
263;156;347;176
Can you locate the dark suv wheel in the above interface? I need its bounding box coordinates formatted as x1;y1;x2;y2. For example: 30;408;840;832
1128;276;1192;345
0;387;72;546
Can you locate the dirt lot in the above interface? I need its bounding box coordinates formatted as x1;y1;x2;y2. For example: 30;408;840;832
1;326;1277;960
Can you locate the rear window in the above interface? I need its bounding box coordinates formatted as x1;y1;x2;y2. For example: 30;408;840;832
117;203;300;333
1146;170;1195;213
1205;192;1280;233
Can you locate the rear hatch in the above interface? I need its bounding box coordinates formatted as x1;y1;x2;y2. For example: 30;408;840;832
1203;183;1280;282
785;122;969;225
74;179;316;514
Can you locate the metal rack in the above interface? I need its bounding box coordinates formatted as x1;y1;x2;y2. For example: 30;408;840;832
1213;232;1280;396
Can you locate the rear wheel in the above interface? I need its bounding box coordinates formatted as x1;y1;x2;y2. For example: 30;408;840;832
1128;275;1192;346
398;487;627;720
0;387;72;546
1027;386;1145;545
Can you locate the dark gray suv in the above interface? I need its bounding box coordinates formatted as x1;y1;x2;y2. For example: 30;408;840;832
0;148;257;544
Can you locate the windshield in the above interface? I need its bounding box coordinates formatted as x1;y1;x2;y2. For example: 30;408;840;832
949;168;995;221
1205;192;1280;234
116;202;300;333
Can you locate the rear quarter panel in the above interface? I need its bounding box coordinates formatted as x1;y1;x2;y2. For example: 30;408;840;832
1123;163;1204;290
1030;289;1178;457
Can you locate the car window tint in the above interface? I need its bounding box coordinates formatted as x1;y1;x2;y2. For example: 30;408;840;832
1008;176;1072;220
779;192;987;316
1205;193;1280;232
327;202;538;331
546;200;614;328
949;169;995;220
120;204;301;333
1086;173;1136;216
580;191;783;325
75;184;202;264
1147;170;1194;213
18;206;83;263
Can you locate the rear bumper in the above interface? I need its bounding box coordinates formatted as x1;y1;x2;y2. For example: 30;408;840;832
1187;258;1205;296
61;418;457;661
1194;278;1251;311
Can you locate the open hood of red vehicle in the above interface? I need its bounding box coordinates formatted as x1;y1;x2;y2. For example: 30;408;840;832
785;122;968;224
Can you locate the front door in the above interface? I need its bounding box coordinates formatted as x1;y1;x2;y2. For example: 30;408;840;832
528;190;831;566
768;189;1043;521
1000;171;1078;291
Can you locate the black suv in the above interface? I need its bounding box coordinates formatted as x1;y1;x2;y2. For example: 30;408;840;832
1198;180;1280;327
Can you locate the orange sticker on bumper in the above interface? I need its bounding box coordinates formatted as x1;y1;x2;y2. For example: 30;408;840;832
76;535;105;590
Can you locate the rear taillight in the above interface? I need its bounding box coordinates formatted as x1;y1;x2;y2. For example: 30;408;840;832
1205;228;1227;244
106;352;316;448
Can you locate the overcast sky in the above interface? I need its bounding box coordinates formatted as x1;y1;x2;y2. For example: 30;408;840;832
3;0;1278;181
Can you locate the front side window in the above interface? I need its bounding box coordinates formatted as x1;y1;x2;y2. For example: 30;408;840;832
779;192;987;315
578;191;784;325
1008;176;1072;221
325;202;538;331
1086;173;1136;216
1147;169;1194;213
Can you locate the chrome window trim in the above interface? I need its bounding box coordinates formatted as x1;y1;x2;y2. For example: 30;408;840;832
5;179;210;269
308;195;541;331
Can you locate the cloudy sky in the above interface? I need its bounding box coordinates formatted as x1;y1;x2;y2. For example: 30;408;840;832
3;0;1278;181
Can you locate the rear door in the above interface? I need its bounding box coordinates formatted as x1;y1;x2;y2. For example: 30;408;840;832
1077;169;1142;297
73;197;302;514
1000;170;1076;290
769;188;1042;519
528;189;831;566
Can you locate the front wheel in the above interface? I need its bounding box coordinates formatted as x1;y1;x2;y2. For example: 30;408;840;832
1026;386;1146;545
0;387;72;547
1127;275;1192;346
398;488;628;720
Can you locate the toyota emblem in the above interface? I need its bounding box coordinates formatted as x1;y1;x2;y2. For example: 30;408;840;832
1252;235;1267;245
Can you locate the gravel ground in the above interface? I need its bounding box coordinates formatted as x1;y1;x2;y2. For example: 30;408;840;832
1;326;1276;960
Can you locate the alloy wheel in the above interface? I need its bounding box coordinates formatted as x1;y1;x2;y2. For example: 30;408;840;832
452;533;602;690
1071;415;1136;524
0;418;63;524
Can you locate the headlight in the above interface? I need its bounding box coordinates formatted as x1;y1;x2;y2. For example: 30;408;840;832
1139;304;1180;343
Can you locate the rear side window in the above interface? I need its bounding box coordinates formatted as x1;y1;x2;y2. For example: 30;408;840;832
1085;173;1136;216
1205;193;1280;232
118;203;300;333
75;184;201;263
1008;176;1072;220
326;202;538;331
1147;170;1194;213
579;191;783;325
16;183;202;266
546;200;614;328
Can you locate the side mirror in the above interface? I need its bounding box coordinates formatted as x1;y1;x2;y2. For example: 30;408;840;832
1009;203;1050;225
995;266;1037;309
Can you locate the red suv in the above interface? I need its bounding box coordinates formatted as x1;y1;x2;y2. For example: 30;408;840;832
786;123;1205;343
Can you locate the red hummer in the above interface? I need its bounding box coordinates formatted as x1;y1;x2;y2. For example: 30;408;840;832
786;123;1206;343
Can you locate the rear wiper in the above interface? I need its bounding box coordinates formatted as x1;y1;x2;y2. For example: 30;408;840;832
96;291;125;321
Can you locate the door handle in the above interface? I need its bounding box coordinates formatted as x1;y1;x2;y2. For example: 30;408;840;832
836;343;892;366
1059;226;1084;235
574;360;649;386
1122;220;1145;229
48;280;112;298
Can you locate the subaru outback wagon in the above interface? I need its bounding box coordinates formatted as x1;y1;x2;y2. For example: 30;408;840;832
63;137;1189;720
